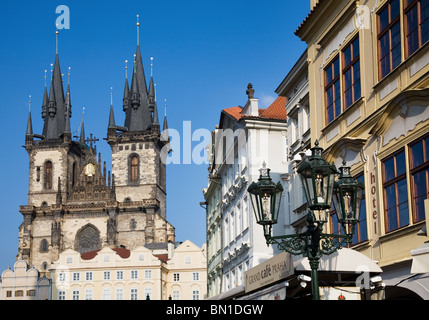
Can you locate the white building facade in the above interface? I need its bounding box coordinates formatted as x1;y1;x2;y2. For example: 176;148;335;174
209;85;288;294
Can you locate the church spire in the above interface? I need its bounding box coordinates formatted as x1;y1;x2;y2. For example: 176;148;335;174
26;95;33;137
122;15;152;132
108;87;116;129
64;68;71;138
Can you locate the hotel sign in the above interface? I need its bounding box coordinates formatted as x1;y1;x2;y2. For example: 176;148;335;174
245;251;294;293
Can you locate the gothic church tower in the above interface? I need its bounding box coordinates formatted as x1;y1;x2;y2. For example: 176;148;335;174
19;26;174;275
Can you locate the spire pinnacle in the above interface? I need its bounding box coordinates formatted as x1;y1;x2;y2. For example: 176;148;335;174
55;30;59;55
26;95;33;137
136;14;140;46
125;60;128;79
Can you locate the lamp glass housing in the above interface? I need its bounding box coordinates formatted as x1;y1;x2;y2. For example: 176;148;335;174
298;142;337;216
332;162;365;231
248;164;283;227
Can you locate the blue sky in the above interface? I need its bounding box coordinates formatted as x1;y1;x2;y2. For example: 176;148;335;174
0;0;309;271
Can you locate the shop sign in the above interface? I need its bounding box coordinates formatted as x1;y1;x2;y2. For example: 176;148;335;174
245;251;293;293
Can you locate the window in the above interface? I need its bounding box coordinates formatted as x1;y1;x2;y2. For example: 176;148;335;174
85;289;93;300
116;288;124;300
40;239;49;252
27;290;36;297
116;271;124;280
85;272;93;281
185;256;192;264
352;174;368;244
144;270;152;279
404;0;429;57
172;290;180;300
342;36;361;108
15;290;23;297
378;0;401;79
193;272;200;281
325;56;341;123
6;291;12;298
144;288;152;300
130;155;139;182
131;270;138;279
192;290;200;300
130;288;138;300
410;135;429;222
72;290;80;300
58;291;66;300
72;272;80;281
102;288;111;300
130;219;136;230
173;273;180;281
58;272;66;282
44;161;53;189
383;150;409;232
103;271;111;280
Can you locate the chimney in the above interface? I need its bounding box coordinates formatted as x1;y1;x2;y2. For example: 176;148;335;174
168;241;174;260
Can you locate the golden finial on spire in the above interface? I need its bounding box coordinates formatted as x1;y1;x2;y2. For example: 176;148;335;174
29;95;32;112
44;70;47;87
150;57;154;77
164;99;167;117
125;60;128;79
68;67;71;85
50;63;54;80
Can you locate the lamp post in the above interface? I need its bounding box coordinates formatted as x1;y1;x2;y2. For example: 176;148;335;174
247;141;364;300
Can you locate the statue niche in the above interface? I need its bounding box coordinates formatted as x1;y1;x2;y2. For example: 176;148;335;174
75;224;101;254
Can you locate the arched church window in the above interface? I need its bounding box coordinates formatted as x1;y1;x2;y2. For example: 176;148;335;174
75;225;101;254
130;155;139;182
44;161;53;189
40;239;48;252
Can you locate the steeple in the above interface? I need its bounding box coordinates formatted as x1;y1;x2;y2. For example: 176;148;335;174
41;30;68;140
26;96;33;137
122;15;152;132
108;87;116;129
64;67;71;137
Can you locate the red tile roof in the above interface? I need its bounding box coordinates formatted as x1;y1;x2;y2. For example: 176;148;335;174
80;247;131;260
260;96;287;120
222;97;287;121
223;106;244;121
154;254;168;263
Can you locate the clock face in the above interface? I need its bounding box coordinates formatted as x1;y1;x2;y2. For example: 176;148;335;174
84;163;96;177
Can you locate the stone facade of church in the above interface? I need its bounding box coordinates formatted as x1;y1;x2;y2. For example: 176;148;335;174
18;29;174;276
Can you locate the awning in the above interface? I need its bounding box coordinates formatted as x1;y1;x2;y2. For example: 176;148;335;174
411;242;429;274
295;248;383;273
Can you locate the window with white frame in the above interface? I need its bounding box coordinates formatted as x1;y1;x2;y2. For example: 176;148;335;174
130;288;138;300
102;288;111;300
72;272;80;281
103;271;111;280
193;272;200;281
116;270;124;280
85;272;93;281
116;288;124;300
144;270;152;279
192;290;200;300
131;270;138;279
85;289;93;300
72;290;80;300
144;288;152;300
58;291;66;300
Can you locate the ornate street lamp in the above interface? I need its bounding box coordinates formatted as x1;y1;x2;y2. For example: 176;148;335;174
332;160;365;236
247;141;364;300
248;162;284;236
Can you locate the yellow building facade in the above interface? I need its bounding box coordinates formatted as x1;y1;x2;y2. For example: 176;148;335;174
50;241;207;300
296;0;429;298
